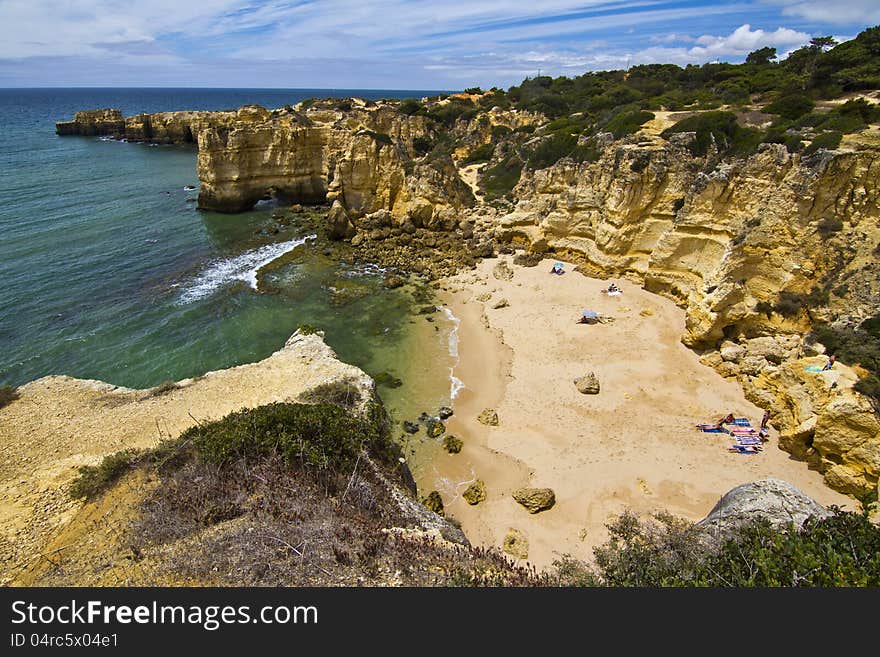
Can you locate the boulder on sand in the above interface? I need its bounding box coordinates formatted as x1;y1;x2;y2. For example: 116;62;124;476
463;480;487;505
512;488;556;513
574;373;600;395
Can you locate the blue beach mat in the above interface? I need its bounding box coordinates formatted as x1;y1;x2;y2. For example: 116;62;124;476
735;436;763;445
733;418;751;426
729;445;759;454
805;365;824;373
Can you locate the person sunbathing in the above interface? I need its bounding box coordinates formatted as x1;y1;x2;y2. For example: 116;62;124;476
714;413;736;430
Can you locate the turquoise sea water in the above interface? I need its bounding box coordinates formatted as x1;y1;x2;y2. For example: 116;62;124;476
0;88;456;428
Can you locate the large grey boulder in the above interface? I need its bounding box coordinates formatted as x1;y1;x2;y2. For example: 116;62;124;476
697;478;831;541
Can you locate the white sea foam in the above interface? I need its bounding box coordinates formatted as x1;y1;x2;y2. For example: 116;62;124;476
441;306;464;401
178;234;315;304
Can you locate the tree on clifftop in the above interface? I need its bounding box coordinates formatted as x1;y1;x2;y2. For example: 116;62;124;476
746;46;777;66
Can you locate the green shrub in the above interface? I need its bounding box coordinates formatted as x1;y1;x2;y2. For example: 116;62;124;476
296;323;319;335
398;99;425;116
527;133;600;169
356;130;392;146
755;300;774;317
0;384;19;410
481;156;523;200
603;110;655;138
557;507;880;586
462;142;494;164
764;94;815;119
491;125;512;139
412;136;432;156
427;99;477;127
463;87;483;95
299;377;363;410
661;111;756;157
69;449;142;500
180;402;394;473
804;131;843;155
854;374;880;412
810;319;880;408
773;291;806;317
817;216;844;235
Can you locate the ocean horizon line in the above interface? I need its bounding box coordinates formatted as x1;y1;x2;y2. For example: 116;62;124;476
0;86;459;92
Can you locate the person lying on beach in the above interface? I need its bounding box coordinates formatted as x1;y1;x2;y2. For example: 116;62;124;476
605;283;621;293
716;412;735;429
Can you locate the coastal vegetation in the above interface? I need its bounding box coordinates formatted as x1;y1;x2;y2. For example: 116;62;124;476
406;25;880;200
67;408;880;586
552;508;880;587
0;384;19;410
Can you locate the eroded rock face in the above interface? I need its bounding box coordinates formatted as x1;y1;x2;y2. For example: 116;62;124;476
740;360;880;496
697;478;831;540
57;102;476;232
503;140;880;348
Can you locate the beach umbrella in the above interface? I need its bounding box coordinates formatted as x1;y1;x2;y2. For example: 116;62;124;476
554;262;564;268
582;310;598;318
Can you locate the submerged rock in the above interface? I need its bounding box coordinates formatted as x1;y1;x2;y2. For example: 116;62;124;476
383;274;405;289
437;406;453;419
425;418;446;438
513;488;556;514
402;421;420;434
463;480;487;505
374;372;403;388
442;435;463;454
421;491;445;517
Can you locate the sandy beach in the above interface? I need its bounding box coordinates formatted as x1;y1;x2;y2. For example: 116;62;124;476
425;256;854;570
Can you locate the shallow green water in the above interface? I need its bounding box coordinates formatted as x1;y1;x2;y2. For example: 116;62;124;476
0;88;456;436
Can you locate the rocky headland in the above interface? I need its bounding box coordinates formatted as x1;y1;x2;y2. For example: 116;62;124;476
56;88;880;501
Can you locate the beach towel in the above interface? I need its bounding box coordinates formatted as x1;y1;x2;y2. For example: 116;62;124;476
733;418;751;426
698;427;729;433
805;365;824;373
730;428;758;435
606;290;621;296
735;436;762;445
729;445;759;454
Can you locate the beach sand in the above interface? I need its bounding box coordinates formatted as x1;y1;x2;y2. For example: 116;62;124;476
425;256;854;570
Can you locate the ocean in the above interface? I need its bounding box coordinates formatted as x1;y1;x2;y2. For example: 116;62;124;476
0;88;458;439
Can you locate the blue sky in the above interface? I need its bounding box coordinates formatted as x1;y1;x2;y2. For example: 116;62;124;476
0;0;878;89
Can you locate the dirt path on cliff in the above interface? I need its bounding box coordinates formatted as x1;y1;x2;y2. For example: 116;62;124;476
428;257;854;570
458;163;484;202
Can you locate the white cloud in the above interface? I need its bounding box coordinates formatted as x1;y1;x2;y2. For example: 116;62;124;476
690;24;811;58
0;1;872;88
765;0;880;25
